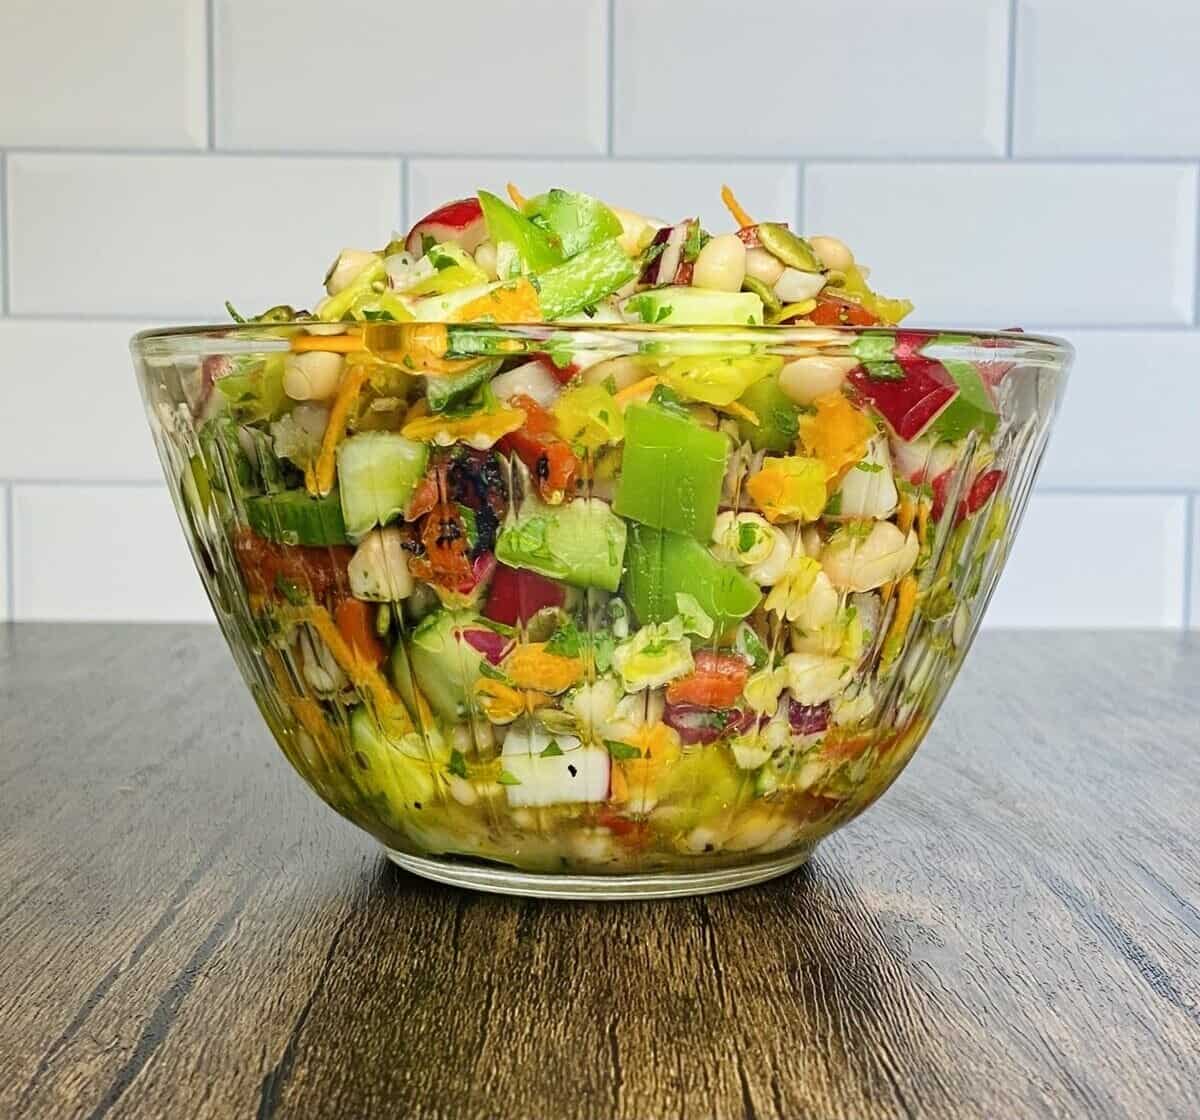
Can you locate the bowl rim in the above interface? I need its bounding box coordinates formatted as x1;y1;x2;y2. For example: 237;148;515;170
130;320;1074;362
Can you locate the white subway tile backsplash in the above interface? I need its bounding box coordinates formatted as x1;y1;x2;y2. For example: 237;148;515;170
1039;330;1200;490
407;160;799;234
6;155;400;318
214;0;607;155
0;0;207;149
0;321;159;482
1015;1;1200;157
11;485;211;622
613;0;1008;158
984;494;1187;628
803;163;1197;327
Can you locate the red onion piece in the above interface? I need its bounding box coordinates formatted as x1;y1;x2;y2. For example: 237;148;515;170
664;703;754;746
788;700;831;735
457;627;512;665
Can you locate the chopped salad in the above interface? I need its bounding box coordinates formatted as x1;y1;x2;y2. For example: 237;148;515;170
180;184;1008;873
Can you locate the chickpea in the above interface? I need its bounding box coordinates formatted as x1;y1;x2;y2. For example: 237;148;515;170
692;233;746;293
283;351;343;401
808;235;854;273
744;246;785;286
778;355;859;405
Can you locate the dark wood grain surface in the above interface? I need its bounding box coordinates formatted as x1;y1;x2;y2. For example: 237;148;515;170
1;624;1198;1120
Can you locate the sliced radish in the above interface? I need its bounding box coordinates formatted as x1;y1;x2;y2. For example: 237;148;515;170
405;197;486;257
850;353;959;441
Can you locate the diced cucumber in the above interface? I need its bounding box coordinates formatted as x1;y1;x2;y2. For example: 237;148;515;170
496;498;627;592
245;489;348;546
928;359;999;442
622;286;765;326
406;609;488;723
336;432;428;540
522;189;624;258
735;372;800;452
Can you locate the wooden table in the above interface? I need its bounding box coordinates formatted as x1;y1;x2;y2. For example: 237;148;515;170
1;625;1198;1119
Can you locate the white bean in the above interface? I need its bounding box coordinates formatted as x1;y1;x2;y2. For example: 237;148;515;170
692;233;746;293
348;527;413;601
821;522;919;592
324;248;379;296
473;239;499;280
778;355;859;405
744;246;785;286
773;267;826;303
283;351;343;401
808;235;855;273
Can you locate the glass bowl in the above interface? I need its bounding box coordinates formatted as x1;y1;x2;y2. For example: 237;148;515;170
131;321;1070;899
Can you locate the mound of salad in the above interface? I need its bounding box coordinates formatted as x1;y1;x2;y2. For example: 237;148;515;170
183;184;1008;873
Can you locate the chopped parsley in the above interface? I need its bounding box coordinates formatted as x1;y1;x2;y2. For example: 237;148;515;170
605;740;642;761
540;740;564;758
448;749;469;779
497;769;522;786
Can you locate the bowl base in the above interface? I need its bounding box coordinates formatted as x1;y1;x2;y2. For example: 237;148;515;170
383;845;816;900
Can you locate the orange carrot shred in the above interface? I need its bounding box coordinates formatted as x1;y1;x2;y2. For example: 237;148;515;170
506;182;527;209
721;184;754;229
311;362;369;497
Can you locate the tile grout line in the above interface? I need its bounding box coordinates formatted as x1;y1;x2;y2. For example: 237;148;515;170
1183;494;1196;628
605;0;616;156
205;0;217;149
4;146;1200;167
1005;0;1018;157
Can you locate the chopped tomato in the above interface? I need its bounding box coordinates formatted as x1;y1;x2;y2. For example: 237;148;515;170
408;502;475;592
535;355;581;386
665;650;749;709
809;296;879;327
594;807;653;850
233;528;351;602
931;467;1005;523
498;394;579;501
333;598;386;667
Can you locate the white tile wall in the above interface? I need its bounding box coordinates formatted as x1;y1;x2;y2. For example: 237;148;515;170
408;160;799;233
1015;0;1200;157
803;163;1197;327
214;0;607;155
7;155;401;319
0;321;159;482
985;494;1188;628
0;0;207;150
11;485;212;622
613;0;1009;157
0;1;1196;624
1039;331;1200;490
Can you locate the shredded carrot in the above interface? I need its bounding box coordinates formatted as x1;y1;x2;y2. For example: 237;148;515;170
507;182;527;209
614;375;660;407
291;332;365;354
881;575;918;666
284;604;414;736
449;277;541;323
721;184;754;229
311;362;369;497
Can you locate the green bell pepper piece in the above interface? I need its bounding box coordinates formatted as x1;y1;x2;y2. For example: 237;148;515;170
613;400;730;541
245;489;349;546
522;188;624;258
622;524;761;634
534;238;641;321
478;190;563;274
735;371;800;452
927;359;999;442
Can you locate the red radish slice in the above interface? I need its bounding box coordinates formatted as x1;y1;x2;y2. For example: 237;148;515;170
484;563;566;626
405;197;486;257
850;353;959;441
457;627;513;665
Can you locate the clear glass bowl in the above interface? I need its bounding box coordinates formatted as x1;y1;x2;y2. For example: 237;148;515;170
131;322;1070;899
